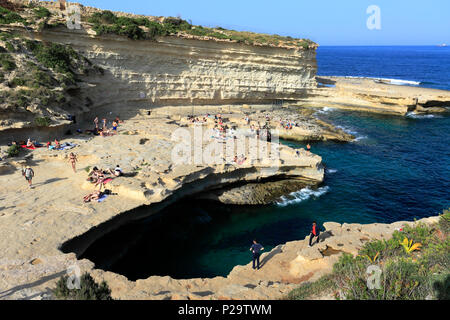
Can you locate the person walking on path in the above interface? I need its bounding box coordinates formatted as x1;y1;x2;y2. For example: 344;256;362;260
69;152;78;173
309;221;320;247
22;166;35;188
250;239;264;270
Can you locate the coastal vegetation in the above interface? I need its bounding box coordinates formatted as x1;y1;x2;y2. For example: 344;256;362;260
53;273;113;300
0;32;100;125
287;209;450;300
6;144;19;157
33;116;51;127
0;5;25;25
86;10;315;48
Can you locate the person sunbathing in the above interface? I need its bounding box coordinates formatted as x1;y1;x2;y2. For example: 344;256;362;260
236;154;247;165
54;139;61;149
26;139;36;148
83;190;103;203
87;167;104;183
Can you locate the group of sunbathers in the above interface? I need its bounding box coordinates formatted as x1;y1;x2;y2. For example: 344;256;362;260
279;119;298;130
188;115;208;124
87;116;122;136
84;165;123;202
87;165;123;187
233;154;247;165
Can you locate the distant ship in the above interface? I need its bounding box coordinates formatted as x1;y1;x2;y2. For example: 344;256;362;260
437;43;447;47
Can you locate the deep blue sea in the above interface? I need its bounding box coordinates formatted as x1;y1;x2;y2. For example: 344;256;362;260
82;46;450;280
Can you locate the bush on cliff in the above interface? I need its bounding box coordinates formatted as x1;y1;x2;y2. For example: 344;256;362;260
34;116;51;127
0;53;16;71
53;272;112;300
7;144;20;157
33;6;51;19
25;40;78;74
287;210;450;300
86;10;315;48
0;6;25;25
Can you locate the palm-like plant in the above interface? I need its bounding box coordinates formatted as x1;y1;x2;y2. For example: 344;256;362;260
400;237;422;254
363;251;380;263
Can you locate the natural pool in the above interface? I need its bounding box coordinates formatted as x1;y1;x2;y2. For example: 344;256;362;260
81;110;450;280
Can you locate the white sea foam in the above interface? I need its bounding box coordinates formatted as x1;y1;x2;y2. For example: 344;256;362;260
275;186;330;207
315;107;336;114
326;168;338;174
406;112;440;119
345;76;421;86
336;125;367;142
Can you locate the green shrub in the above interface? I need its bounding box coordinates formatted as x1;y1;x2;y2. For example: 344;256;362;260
288;212;450;300
0;53;16;71
25;40;77;74
7;144;20;157
53;272;112;300
34;117;51;127
34;6;51;19
5;41;14;52
287;275;335;300
10;77;25;87
380;257;431;300
0;6;25;24
433;274;450;300
421;237;450;271
88;11;117;25
401;222;434;246
439;209;450;235
359;240;387;261
32;69;54;87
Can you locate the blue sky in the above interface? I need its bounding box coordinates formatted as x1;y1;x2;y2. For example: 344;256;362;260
76;0;449;45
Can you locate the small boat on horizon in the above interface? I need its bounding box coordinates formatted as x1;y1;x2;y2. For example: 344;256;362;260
437;43;447;47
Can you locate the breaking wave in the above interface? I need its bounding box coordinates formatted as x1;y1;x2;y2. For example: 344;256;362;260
345;76;421;86
336;125;367;142
275;186;330;207
406;112;441;119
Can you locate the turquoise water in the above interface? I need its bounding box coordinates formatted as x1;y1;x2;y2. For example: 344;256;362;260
82;110;450;280
82;46;450;280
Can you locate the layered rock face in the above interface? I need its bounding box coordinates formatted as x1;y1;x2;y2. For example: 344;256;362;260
299;76;450;115
34;27;317;111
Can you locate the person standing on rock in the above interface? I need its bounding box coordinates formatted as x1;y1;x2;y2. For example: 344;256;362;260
22;166;35;188
309;221;320;247
94;117;99;129
250;239;264;270
69;152;78;173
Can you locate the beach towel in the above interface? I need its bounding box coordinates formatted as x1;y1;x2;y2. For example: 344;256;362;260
21;145;36;150
97;194;108;203
102;178;113;185
55;143;78;151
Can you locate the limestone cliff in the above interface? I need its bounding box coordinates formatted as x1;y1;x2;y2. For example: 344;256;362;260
0;1;317;131
34;27;317;109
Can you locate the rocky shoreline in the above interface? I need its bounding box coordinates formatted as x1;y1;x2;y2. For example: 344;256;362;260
0;2;449;301
0;104;329;300
0;102;443;300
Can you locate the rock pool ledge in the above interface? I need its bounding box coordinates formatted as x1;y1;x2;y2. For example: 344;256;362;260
0;106;325;300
